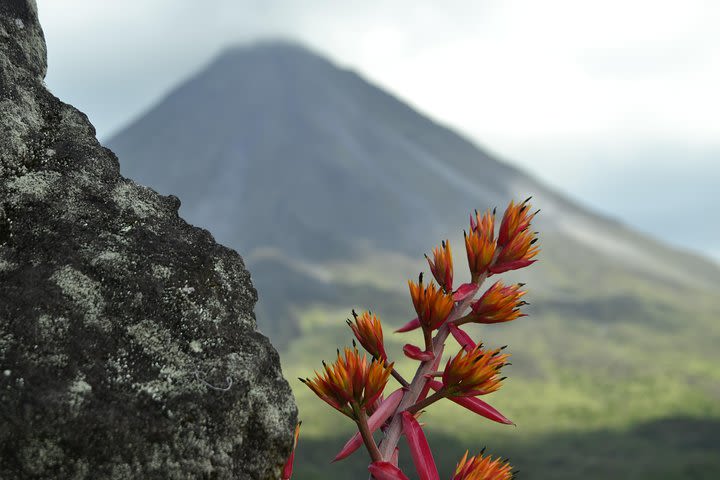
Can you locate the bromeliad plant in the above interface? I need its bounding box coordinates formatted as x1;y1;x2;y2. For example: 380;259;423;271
286;198;539;479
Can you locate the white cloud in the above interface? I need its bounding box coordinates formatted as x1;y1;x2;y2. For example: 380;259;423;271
37;0;720;146
36;0;720;259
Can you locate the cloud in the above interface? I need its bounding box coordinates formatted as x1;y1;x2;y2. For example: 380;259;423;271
37;0;720;146
35;0;720;259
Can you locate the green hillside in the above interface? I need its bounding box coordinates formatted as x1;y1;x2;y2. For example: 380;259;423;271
277;236;720;478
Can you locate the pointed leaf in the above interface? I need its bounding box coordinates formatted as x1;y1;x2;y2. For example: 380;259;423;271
368;388;404;430
281;423;301;479
453;283;479;302
451;396;514;425
448;323;476;351
281;450;296;480
489;259;536;274
368;461;410;480
331;434;362;463
332;388;404;462
426;380;513;425
403;344;435;361
395;317;421;333
401;411;439;480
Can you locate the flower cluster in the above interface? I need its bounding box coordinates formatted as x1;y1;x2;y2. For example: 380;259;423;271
464;281;528;325
348;310;387;361
465;209;496;282
441;345;510;397
287;199;538;479
409;273;455;332
426;239;454;292
300;346;393;418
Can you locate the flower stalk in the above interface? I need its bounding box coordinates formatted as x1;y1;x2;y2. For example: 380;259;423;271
293;199;539;479
405;388;448;415
377;265;494;460
355;405;383;463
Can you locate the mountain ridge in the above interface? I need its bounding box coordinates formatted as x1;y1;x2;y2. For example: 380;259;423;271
107;40;720;346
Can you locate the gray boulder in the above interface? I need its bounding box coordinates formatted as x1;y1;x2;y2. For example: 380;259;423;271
0;1;297;478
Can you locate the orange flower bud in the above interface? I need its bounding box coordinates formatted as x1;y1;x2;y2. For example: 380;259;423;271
492;198;539;274
465;209;496;282
497;198;536;248
301;347;393;418
442;345;509;397
470;208;496;239
453;449;515;480
426;239;453;292
468;281;527;324
347;310;387;361
408;273;454;331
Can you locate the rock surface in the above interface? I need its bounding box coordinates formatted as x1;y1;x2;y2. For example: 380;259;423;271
0;1;296;478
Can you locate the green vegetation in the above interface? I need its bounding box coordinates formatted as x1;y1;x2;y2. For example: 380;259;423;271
277;248;720;479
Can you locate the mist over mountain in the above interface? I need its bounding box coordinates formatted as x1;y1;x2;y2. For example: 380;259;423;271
107;41;720;344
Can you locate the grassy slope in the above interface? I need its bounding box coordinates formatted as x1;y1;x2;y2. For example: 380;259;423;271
275;238;720;479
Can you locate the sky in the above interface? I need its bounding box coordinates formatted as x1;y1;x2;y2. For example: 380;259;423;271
36;0;720;262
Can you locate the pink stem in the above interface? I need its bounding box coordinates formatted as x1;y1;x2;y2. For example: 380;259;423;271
378;267;493;460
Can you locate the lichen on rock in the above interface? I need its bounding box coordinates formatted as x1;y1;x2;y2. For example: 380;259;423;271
0;1;297;478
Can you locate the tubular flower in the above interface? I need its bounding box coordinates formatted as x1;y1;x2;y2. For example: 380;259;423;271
426;240;453;292
466;281;527;324
465;209;497;282
470;208;496;237
441;345;509;397
492;199;539;274
300;347;393;418
408;273;454;331
453;450;515;480
497;198;537;248
347;310;387;361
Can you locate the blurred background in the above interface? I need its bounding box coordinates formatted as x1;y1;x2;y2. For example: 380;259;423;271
38;1;720;478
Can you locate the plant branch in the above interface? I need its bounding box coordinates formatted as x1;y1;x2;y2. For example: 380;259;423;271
377;253;499;461
355;406;382;463
390;368;410;388
405;388;447;415
452;313;476;326
423;327;433;352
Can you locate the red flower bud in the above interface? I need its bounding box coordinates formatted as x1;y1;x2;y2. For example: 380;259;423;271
301;347;393;418
465;209;497;282
347;310;387;361
442;345;509;396
468;281;527;324
498;197;536;247
493;198;539;273
409;273;454;331
426;239;453;292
